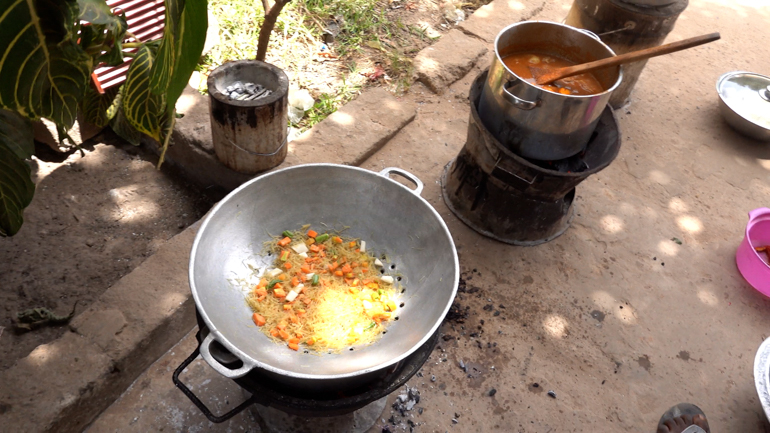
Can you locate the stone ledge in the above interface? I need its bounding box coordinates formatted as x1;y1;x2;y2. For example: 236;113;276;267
458;0;547;44
414;29;489;94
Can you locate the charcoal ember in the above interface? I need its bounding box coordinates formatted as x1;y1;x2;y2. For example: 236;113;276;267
444;302;469;324
392;386;420;416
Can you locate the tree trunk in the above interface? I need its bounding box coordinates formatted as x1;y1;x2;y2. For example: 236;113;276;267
256;0;291;61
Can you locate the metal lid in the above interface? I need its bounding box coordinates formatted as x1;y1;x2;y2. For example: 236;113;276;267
717;71;770;130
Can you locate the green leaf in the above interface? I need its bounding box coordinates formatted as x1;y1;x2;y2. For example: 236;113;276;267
110;89;143;146
163;0;208;116
80;85;118;128
149;0;184;95
0;0;92;127
0;142;35;237
0;109;34;159
77;0;126;35
122;44;164;140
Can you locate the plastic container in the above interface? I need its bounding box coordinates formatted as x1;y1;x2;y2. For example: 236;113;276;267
736;208;770;295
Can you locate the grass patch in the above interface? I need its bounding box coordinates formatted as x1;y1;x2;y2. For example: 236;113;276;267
198;0;485;130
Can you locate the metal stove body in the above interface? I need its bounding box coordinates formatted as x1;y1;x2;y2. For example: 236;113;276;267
442;69;622;245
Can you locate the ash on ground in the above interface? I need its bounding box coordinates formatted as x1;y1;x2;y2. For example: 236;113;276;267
224;81;273;101
382;385;422;432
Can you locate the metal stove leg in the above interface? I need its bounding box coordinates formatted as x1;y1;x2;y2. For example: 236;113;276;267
172;346;260;423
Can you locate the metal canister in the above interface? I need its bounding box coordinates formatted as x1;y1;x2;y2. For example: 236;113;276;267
477;21;622;161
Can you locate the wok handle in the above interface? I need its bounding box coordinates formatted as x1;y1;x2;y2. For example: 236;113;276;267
379;167;424;196
199;332;256;379
172;345;261;423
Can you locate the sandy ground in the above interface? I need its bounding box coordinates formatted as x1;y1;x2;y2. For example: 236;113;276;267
0;137;216;370
47;0;770;431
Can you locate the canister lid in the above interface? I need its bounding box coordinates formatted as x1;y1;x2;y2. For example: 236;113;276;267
717;71;770;130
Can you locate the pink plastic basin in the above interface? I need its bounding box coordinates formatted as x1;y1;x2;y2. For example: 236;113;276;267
736;208;770;295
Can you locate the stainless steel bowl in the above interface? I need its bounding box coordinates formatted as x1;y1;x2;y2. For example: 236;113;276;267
189;164;459;390
716;71;770;142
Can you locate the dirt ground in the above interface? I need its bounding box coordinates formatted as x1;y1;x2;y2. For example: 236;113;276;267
89;0;770;431
0;135;216;371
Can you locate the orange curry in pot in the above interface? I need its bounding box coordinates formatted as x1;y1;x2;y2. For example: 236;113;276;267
502;52;605;95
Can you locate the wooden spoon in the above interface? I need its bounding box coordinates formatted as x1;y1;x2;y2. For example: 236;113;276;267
530;32;721;86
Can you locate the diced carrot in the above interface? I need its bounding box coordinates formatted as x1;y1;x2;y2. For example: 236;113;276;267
295;332;303;338
278;237;291;247
349;241;357;248
300;286;307;294
307;229;318;238
345;278;353;285
291;277;300;287
318;245;327;250
299;273;307;283
558;87;572;95
361;268;369;274
290;315;299;324
351;262;359;268
319;251;326;258
328;262;339;271
257;278;268;288
288;337;300;344
278;274;288;281
309;245;320;253
297;309;306;316
255;288;267;297
252;313;266;326
283;262;292;270
274;288;286;298
341;264;353;273
300;265;311;273
362;279;372;285
270;328;279;337
257;295;266;302
366;283;379;289
333;236;343;244
334;270;343;277
274;282;284;289
288;342;299;351
279;330;290;340
283;304;291;310
306;337;316;346
355;249;360;253
302;297;312;306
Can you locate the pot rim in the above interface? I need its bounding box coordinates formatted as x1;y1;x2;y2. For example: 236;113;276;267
493;20;623;98
207;59;289;107
716;70;770;136
189;163;460;381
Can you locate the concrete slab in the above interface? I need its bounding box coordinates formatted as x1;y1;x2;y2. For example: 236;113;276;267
87;0;770;431
414;29;489;94
149;85;415;194
458;0;547;44
289;87;416;166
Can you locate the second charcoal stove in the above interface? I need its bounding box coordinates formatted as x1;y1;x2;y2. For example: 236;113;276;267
441;69;622;245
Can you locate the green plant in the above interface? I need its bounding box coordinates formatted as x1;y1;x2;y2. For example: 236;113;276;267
0;0;208;236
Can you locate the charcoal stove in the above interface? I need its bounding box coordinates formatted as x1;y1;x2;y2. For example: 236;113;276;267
441;69;621;245
172;310;438;431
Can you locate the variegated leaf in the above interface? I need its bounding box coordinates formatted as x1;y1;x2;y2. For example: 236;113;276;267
0;109;34;159
110;105;144;146
77;0;126;35
0;142;35;237
122;44;164;140
80;85;119;128
0;0;92;127
163;0;207;116
149;0;184;95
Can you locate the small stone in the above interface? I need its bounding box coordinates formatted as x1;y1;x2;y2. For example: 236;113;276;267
548;390;557;398
451;419;458;424
488;388;497;397
245;82;257;93
431;375;436;382
232;81;244;92
225;85;234;93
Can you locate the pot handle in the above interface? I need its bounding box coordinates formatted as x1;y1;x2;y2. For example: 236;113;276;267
380;167;424;196
502;81;539;110
199;332;256;379
172;345;263;423
576;28;602;41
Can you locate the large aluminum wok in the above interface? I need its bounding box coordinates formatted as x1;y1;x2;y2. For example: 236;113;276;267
189;164;459;390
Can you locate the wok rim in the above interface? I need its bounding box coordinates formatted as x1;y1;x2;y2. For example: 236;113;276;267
189;163;460;380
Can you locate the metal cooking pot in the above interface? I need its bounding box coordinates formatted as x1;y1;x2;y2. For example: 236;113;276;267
716;71;770;142
189;164;459;391
478;21;622;160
